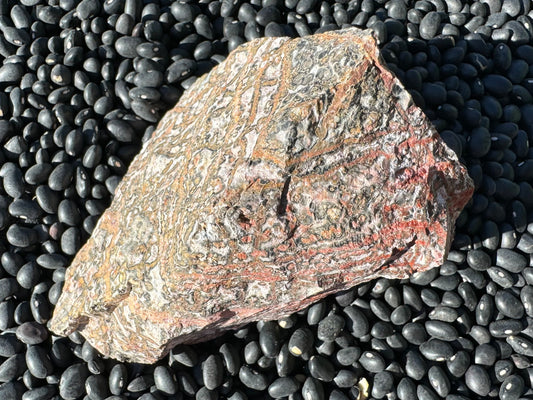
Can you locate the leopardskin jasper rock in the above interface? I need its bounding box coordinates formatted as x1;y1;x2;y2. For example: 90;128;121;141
50;27;474;363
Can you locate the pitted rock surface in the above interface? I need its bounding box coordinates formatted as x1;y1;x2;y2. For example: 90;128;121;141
50;27;474;363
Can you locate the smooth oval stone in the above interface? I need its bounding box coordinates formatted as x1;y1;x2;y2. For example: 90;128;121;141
405;349;427;380
308;355;335;382
419;11;441;39
372;370;394;398
301;377;324;400
109;363;128;395
0;334;22;358
343;306;369;337
420;339;453;361
26;345;54;379
427;365;450;397
466;249;491;271
359;351;386;373
465;365;491;396
288;327;313;356
48;163;74;191
489;319;524;337
402;322;428;345
166;58;197;83
16;321;48;344
25;163;53;185
333;369;358;388
239;365;268;390
507;335;533;357
59;363;90;400
0;63;24;83
259;321;282;357
483;74;513;96
0;354;26;383
397;377;417;400
126;375;154;392
496;249;527;273
268;377;299;398
447;351;470;378
499;374;524;400
115;36;144;58
203;354;223;390
85;374;109;399
335;346;361;366
495;290;524;319
425;320;458;341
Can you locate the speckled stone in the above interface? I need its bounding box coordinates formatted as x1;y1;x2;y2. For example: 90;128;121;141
50;27;473;363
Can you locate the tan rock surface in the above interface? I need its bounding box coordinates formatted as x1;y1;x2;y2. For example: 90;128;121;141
50;27;474;363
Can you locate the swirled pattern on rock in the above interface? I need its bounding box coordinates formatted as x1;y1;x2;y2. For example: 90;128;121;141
50;27;474;363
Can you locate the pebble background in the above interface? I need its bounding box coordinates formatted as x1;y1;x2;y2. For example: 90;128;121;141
0;0;532;399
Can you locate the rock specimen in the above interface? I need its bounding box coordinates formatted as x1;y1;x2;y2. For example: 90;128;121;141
50;27;474;363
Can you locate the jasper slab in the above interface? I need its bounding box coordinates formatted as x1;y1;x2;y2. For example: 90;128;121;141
50;28;474;363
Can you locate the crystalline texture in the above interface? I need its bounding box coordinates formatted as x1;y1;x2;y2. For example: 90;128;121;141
50;28;474;363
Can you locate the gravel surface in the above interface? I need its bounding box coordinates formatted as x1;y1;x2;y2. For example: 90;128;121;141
0;0;532;400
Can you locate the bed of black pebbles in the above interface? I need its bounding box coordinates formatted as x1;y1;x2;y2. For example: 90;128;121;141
0;0;532;399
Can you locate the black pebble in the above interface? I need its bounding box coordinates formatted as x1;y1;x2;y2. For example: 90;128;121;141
48;163;74;191
26;344;54;379
465;365;491;396
0;333;23;357
289;327;313;356
115;36;144;58
402;322;428;345
447;350;470;378
0;354;26;383
420;339;453;361
268;377;299;398
308;355;335;382
259;321;282;357
317;314;345;342
499;374;524;400
397;377;417;400
109;363;128;395
507;335;533;357
59;363;90;400
256;6;282;26
203;354;224;390
495;290;524;319
358;351;386;373
238;365;268;390
126;375;154;392
496;249;527;273
425;320;458;341
301;377;324;400
405;349;427;380
419;11;441;39
85;374;110;399
372;370;394;398
16;321;48;344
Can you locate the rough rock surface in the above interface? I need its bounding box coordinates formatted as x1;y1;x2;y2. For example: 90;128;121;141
50;27;474;363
